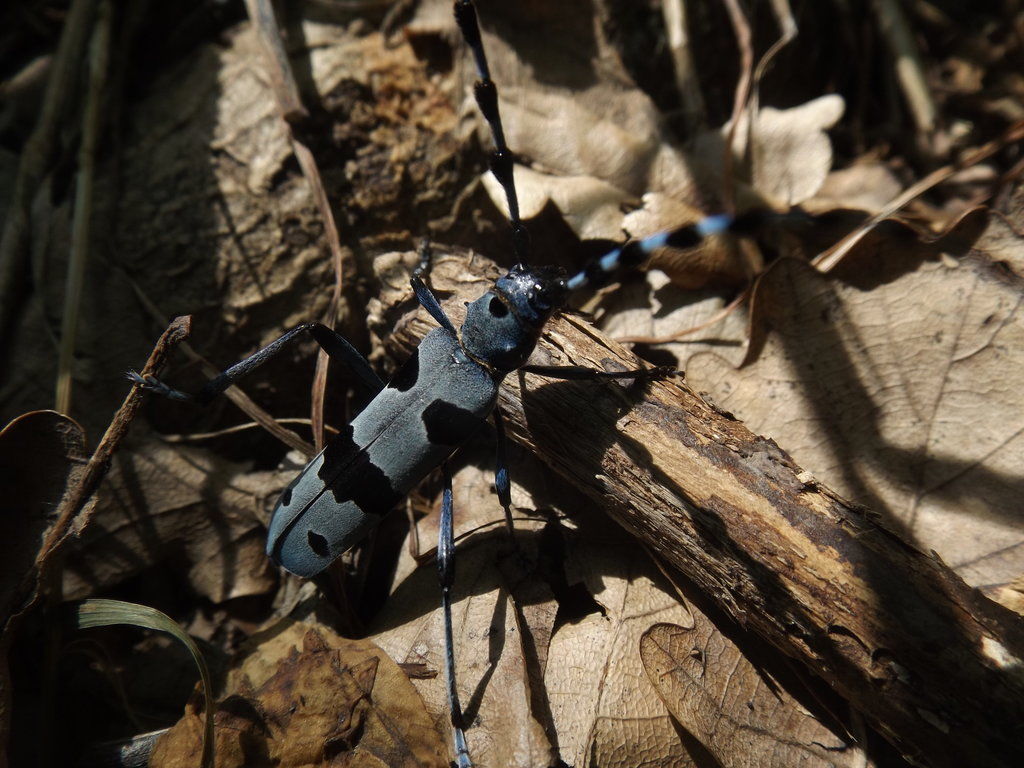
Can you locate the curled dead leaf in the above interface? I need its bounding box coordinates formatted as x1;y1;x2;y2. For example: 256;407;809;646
150;621;447;768
482;165;633;242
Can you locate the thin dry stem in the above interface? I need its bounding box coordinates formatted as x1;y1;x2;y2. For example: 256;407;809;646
719;0;754;213
815;119;1024;272
661;0;707;132
0;0;100;339
874;0;937;136
243;0;349;452
55;0;112;414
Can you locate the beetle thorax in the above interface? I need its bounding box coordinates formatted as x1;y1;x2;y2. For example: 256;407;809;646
459;264;568;374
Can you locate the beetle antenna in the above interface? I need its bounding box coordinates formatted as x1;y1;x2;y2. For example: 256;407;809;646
564;210;793;293
454;0;529;264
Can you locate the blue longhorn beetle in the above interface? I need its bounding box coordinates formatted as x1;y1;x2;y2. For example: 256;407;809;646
130;1;765;765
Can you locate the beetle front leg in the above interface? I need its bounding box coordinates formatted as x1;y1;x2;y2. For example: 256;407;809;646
410;241;459;337
129;322;384;404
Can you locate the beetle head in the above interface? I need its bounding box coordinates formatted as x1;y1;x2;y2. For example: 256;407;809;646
460;264;568;373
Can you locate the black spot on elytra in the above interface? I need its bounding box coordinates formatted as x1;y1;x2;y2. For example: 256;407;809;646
489;296;508;317
422;399;484;445
279;486;292;507
307;530;329;557
319;424;400;515
388;347;419;392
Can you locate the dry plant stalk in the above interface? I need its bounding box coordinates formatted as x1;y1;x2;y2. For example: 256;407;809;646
375;250;1024;768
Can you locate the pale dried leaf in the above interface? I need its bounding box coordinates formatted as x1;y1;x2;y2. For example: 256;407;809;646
410;0;701;201
680;222;1024;586
598;268;751;367
974;212;1024;273
809;161;905;214
482;165;633;242
984;577;1024;616
545;522;698;768
371;461;556;768
749;95;846;207
641;622;869;768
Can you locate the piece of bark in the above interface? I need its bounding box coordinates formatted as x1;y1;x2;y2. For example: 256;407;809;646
370;249;1024;768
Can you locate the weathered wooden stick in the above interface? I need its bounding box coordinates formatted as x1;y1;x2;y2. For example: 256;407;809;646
371;249;1024;768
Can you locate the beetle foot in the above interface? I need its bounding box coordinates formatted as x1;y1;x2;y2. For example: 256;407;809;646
126;371;193;401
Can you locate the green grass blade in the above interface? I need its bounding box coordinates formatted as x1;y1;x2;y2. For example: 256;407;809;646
74;598;215;768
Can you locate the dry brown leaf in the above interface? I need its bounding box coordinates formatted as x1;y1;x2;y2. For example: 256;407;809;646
544;520;698;768
809;161;905;215
409;0;701;204
615;95;847;290
984;576;1024;616
975;211;1024;273
150;620;446;768
62;434;280;603
371;462;557;768
673;219;1024;587
641;622;869;768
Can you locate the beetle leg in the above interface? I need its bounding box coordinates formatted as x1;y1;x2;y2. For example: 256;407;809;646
492;407;516;541
520;363;682;381
128;322;384;404
438;461;473;767
409;237;460;336
410;273;459;337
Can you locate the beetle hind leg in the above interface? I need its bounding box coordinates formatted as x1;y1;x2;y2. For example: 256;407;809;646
438;461;473;768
